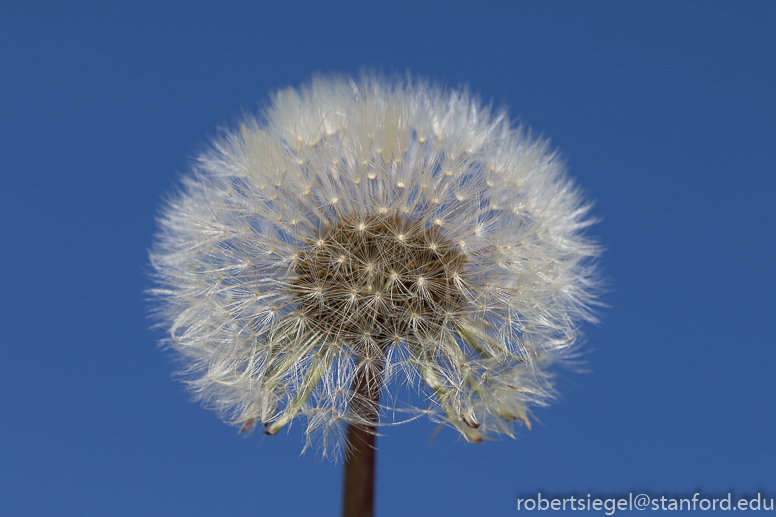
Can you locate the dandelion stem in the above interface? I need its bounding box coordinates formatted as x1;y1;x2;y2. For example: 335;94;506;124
342;355;383;517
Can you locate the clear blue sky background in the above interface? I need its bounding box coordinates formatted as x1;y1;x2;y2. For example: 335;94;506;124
2;1;774;516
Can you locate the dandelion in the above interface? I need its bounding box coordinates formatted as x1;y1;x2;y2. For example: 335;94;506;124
149;73;601;516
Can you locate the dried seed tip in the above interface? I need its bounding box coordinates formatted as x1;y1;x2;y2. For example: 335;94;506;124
463;416;481;429
468;433;484;444
239;419;257;434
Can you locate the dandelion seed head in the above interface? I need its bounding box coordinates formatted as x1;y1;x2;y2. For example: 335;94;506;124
149;73;602;459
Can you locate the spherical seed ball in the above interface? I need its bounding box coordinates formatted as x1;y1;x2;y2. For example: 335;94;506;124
149;74;602;458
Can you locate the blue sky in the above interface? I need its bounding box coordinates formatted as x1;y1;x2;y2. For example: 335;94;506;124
1;1;774;515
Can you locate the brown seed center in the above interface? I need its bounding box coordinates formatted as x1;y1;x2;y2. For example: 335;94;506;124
292;213;467;345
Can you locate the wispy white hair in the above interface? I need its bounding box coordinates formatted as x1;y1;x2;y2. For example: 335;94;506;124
149;73;601;459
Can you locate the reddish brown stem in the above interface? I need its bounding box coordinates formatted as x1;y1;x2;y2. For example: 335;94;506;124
342;358;383;517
